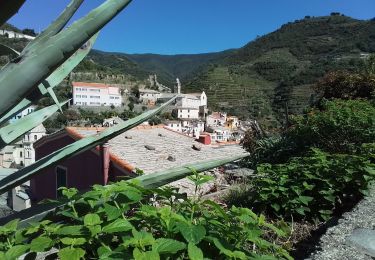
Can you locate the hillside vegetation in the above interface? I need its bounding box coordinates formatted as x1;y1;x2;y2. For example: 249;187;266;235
185;15;375;124
2;15;375;125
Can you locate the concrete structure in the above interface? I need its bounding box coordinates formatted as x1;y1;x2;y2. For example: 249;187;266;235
72;82;122;107
139;89;161;106
22;124;47;167
0;29;36;40
31;125;246;201
165;120;205;138
207;112;227;127
103;117;124;127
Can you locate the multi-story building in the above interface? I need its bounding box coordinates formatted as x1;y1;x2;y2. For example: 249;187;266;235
72;82;122;107
139;89;161;106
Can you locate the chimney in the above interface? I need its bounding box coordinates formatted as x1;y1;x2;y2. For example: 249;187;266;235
101;143;110;185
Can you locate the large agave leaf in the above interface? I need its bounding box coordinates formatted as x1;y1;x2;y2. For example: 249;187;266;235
137;155;248;188
0;0;132;115
0;33;99;124
0;100;69;149
23;0;84;54
0;155;246;227
0;96;176;194
0;0;25;27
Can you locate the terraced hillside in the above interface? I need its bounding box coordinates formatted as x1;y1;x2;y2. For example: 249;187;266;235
185;15;375;124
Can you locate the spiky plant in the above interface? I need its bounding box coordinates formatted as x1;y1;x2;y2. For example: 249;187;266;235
0;0;246;225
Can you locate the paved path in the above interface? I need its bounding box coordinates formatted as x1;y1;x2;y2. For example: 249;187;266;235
308;185;375;260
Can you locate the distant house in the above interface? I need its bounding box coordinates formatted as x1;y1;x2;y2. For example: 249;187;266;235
139;89;161;106
165;120;205;138
31;125;246;201
0;29;36;40
207;112;227;127
72;82;122;107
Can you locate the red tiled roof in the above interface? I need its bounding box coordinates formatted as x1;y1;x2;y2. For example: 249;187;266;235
65;127;134;172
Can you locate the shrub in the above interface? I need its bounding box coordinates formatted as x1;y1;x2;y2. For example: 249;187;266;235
227;148;375;222
242;99;375;168
288;99;375;153
314;70;375;100
0;180;292;259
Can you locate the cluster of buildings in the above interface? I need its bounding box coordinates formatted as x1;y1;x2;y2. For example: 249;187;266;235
0;78;249;213
0;106;47;212
140;79;245;143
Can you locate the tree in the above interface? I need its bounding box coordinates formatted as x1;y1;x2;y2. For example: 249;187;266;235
128;101;134;111
22;28;37;36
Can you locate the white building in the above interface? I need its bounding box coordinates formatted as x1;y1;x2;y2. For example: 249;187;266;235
0;29;36;40
206;112;227;127
72;82;122;107
0;124;46;168
9;105;36;124
139;89;161;106
165;120;205;138
22;125;47;167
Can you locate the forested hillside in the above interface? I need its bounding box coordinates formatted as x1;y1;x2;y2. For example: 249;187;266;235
2;14;375;126
184;14;375;125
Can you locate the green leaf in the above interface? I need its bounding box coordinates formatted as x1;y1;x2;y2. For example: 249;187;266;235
30;236;53;252
133;248;160;260
5;245;29;259
178;223;206;244
84;213;102;226
298;195;313;206
60;237;86;246
104;203;123;221
188;243;204;260
271;203;280;212
55;225;84;236
102;219;133;233
4;219;19;232
153;238;186;254
58;247;85;260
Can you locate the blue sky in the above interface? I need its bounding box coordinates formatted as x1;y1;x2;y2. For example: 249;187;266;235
9;0;375;55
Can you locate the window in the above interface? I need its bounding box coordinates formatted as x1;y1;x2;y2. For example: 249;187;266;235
34;135;37;141
20;151;23;157
89;88;100;92
27;151;30;158
76;95;81;98
56;166;67;198
82;95;87;98
75;87;81;91
90;96;100;99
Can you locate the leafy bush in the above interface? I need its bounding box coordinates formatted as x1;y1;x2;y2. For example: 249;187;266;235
227;148;375;222
288;99;375;153
0;179;291;259
242;99;375;168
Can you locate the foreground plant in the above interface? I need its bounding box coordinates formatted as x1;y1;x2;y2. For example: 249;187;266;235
227;147;375;222
0;179;291;259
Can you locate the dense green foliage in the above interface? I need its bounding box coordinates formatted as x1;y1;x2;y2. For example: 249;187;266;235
228;148;375;221
0;178;291;259
242;99;375;166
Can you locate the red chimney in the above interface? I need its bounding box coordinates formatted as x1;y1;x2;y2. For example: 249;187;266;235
101;143;110;185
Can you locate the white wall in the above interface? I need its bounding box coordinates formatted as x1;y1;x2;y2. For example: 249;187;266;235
0;30;35;40
73;85;122;107
177;108;199;119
